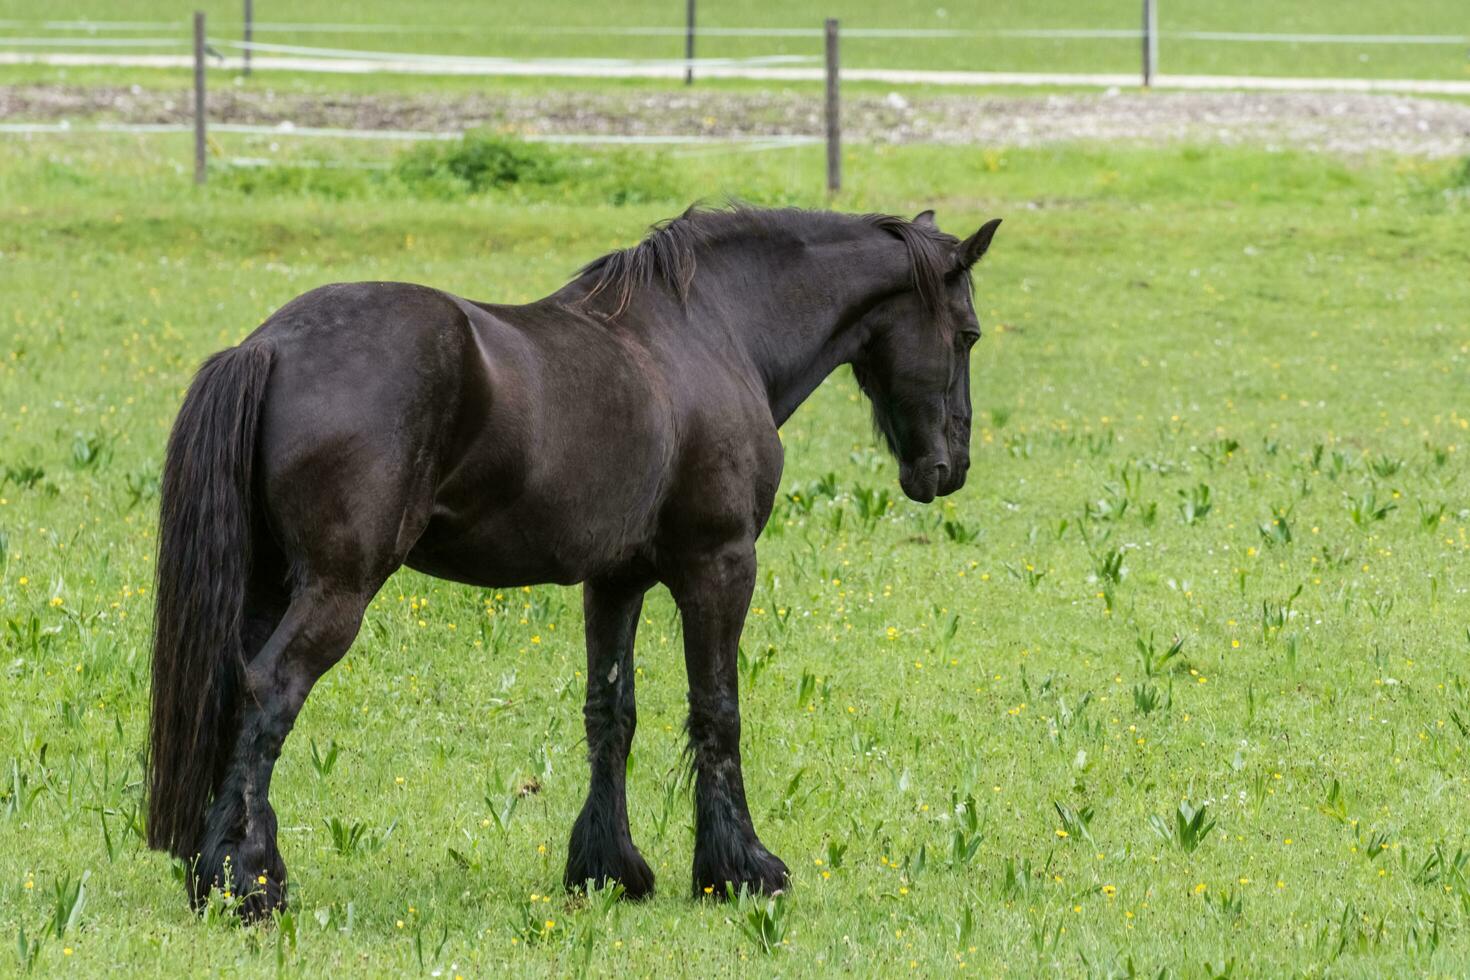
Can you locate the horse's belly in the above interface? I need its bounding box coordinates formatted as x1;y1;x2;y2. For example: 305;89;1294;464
402;533;583;587
404;476;662;588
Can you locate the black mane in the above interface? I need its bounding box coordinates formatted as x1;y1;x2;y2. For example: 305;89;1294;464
574;204;960;316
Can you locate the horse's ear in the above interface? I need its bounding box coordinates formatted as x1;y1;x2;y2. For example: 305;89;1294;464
913;209;937;228
955;218;1002;269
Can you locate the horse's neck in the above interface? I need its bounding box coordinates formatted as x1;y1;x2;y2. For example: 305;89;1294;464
725;235;911;426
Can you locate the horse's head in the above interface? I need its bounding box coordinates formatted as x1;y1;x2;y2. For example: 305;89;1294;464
852;213;1001;504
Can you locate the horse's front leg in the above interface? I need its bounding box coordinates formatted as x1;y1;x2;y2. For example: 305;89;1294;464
564;578;655;898
671;544;789;897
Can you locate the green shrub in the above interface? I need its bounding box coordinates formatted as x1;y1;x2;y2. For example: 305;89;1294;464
393;133;568;196
216;134;685;205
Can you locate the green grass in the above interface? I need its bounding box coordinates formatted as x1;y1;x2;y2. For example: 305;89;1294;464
3;131;1470;975
2;0;1470;81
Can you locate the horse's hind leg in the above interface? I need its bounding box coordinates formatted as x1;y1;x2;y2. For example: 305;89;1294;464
564;578;655;898
192;579;378;919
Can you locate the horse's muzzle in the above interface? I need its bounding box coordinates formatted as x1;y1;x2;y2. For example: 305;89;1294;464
936;456;969;498
899;459;947;503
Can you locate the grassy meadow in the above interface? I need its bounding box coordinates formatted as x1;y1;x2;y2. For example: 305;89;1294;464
2;0;1470;82
2;129;1470;976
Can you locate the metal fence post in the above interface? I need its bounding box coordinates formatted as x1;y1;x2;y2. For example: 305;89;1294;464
685;0;696;85
194;11;207;184
824;18;840;194
243;0;253;76
1141;0;1158;87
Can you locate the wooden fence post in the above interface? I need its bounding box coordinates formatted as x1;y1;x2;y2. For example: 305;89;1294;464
824;18;840;194
685;0;696;85
243;0;253;76
194;11;207;184
1141;0;1158;87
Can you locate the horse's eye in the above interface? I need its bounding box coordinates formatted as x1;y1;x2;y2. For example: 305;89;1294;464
956;331;980;351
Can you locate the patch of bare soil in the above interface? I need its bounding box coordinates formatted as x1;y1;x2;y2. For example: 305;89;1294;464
3;84;1468;157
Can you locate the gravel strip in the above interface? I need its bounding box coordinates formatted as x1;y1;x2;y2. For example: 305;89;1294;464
3;84;1469;157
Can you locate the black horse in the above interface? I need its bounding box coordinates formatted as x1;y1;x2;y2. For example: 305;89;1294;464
147;204;1001;918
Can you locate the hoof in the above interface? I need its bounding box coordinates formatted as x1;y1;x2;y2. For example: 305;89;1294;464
561;846;655;905
564;816;656;900
693;844;789;899
189;834;288;921
237;869;289;923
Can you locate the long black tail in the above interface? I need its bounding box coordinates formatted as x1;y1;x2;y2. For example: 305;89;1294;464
147;342;274;859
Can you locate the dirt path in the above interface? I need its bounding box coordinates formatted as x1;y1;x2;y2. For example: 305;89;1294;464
3;84;1468;158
